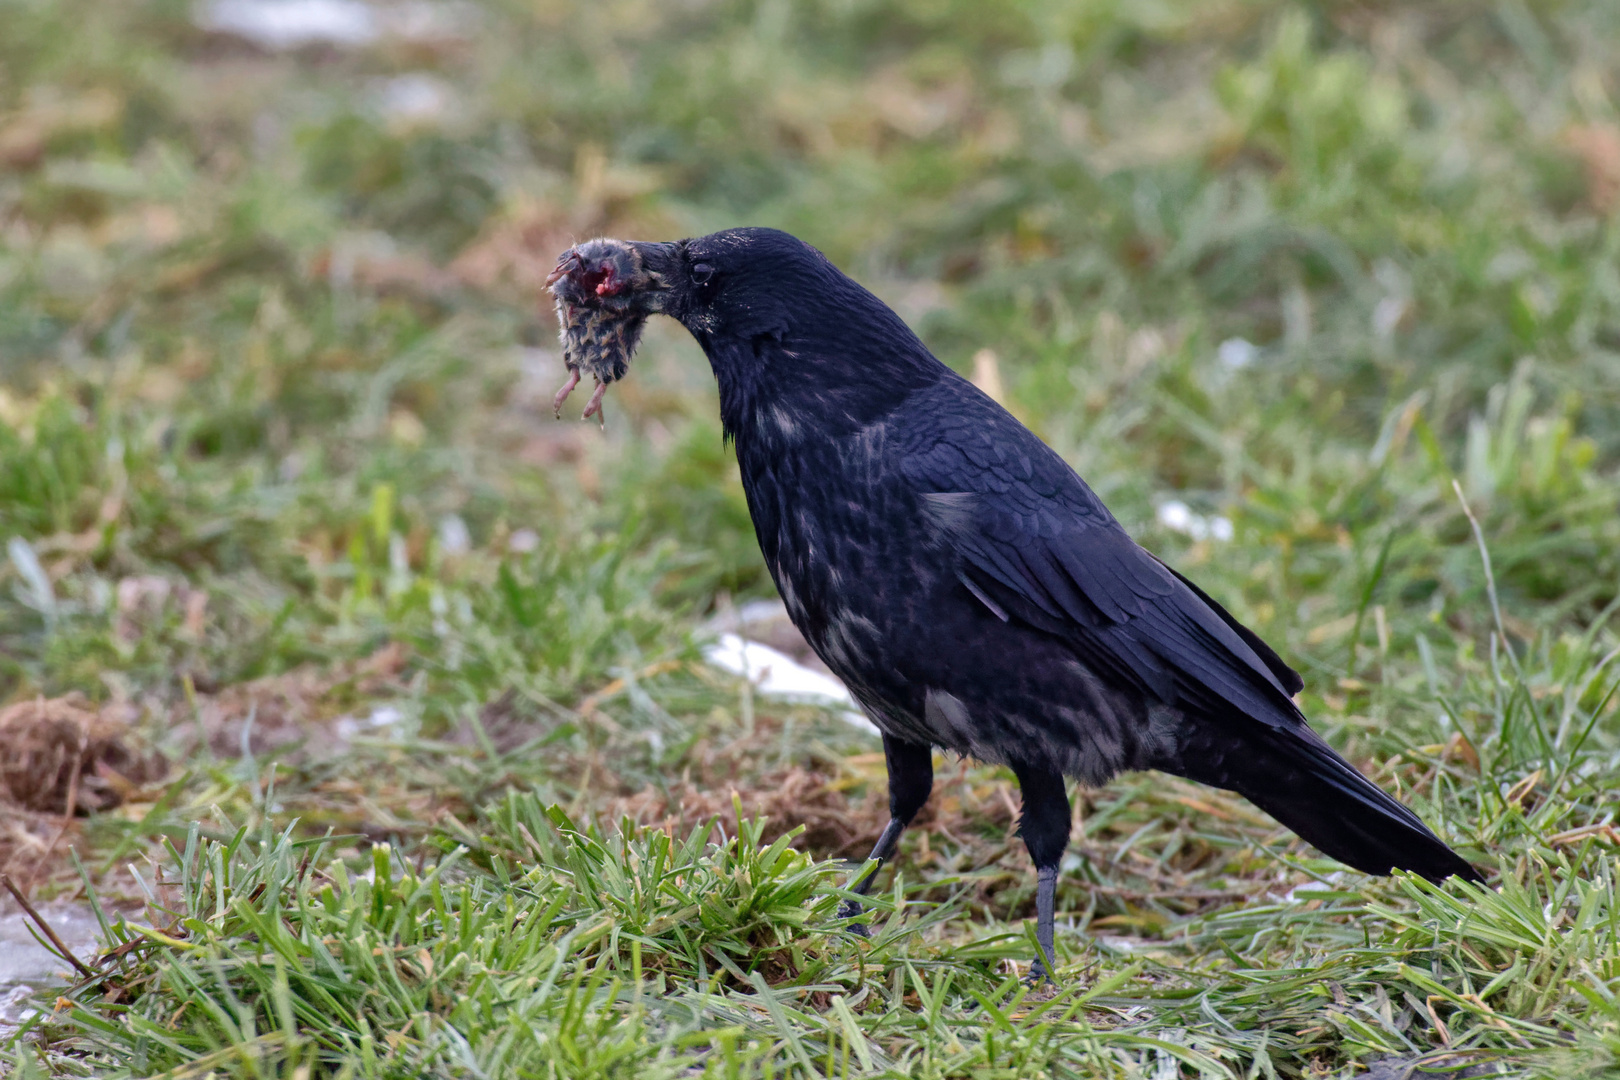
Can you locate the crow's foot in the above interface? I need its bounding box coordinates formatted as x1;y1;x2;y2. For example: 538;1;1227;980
837;899;871;937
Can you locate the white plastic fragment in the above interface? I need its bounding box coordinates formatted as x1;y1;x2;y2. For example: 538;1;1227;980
201;0;379;48
198;0;476;51
703;633;879;735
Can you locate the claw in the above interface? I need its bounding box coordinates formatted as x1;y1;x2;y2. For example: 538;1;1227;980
552;368;582;419
582;380;609;428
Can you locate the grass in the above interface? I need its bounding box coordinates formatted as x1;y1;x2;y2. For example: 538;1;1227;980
1;0;1619;1075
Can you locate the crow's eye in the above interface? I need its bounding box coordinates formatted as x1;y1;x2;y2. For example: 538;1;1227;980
691;263;715;286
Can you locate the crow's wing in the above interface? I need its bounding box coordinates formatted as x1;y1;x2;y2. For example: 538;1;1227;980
896;387;1480;882
899;389;1303;727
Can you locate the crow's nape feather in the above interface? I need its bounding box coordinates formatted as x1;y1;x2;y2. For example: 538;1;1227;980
1173;720;1483;884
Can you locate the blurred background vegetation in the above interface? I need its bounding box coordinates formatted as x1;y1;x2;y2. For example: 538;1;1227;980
4;0;1620;699
3;0;1620;1075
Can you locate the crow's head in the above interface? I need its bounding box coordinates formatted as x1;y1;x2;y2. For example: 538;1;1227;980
548;228;930;426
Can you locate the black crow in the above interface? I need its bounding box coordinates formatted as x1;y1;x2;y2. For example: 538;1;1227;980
547;228;1483;980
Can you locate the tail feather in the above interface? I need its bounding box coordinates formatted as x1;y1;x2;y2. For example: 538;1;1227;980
1177;723;1482;884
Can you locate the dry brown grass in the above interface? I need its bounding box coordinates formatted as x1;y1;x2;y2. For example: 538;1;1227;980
177;643;409;759
609;765;888;859
0;694;166;882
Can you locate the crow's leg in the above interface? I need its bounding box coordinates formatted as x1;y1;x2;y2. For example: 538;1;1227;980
1011;763;1071;983
838;735;932;931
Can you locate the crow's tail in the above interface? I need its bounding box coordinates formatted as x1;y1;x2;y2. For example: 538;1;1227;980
1183;722;1482;884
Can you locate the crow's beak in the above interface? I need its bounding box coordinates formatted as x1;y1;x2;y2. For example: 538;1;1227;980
625;240;681;301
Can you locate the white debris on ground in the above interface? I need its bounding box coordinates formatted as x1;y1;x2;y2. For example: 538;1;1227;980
333;703;406;742
198;0;476;51
374;73;455;126
1282;871;1345;903
0;900;104;1038
1156;499;1234;542
703;600;878;735
1216;336;1258;370
200;0;379;48
436;513;471;556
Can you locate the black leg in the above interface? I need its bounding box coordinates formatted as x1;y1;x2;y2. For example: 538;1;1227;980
838;735;933;929
1011;763;1070;982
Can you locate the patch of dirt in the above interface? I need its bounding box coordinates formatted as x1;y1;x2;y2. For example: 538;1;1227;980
452;688;560;755
598;729;1019;864
0;646;417;883
0;695;164;816
609;766;891;859
0;694;167;880
177;643;409;759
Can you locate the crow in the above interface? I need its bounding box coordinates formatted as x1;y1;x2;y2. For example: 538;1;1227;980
546;227;1483;980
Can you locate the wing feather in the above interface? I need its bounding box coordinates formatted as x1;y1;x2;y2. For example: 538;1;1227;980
903;397;1302;728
